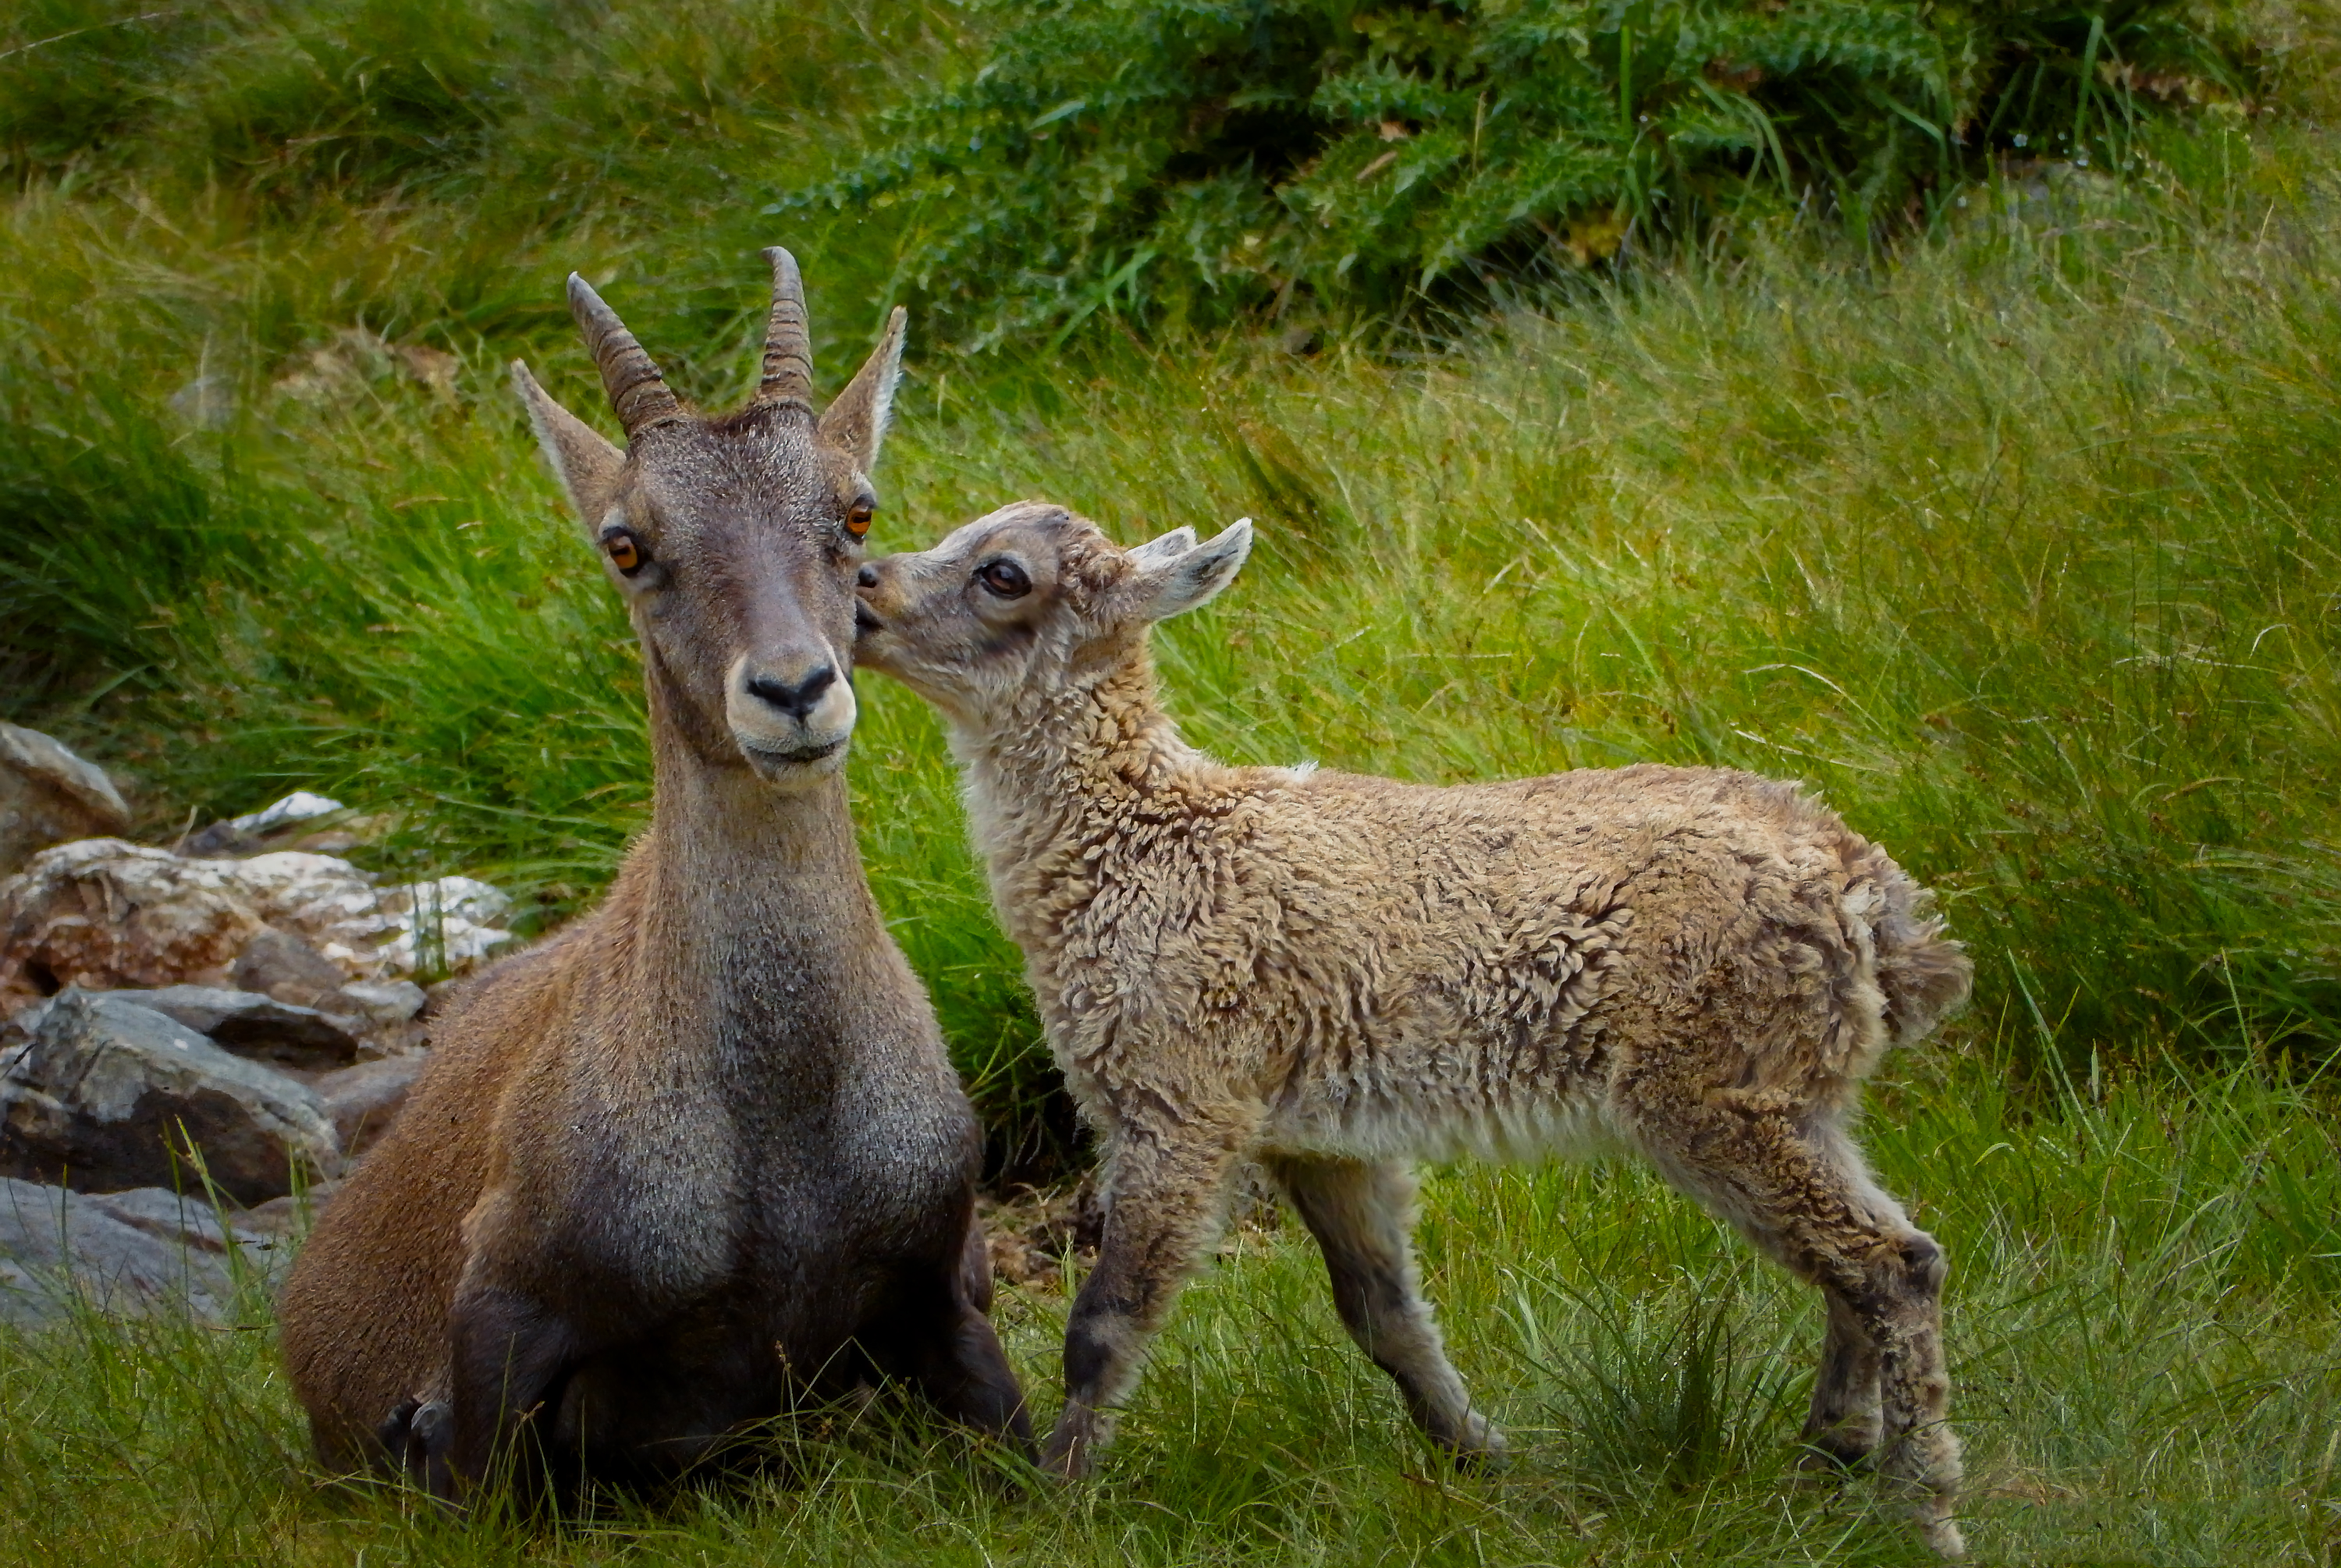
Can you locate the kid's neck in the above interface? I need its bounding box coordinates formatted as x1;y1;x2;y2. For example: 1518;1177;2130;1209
950;645;1202;851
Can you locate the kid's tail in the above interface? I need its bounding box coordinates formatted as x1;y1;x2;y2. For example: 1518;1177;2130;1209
1873;871;1973;1045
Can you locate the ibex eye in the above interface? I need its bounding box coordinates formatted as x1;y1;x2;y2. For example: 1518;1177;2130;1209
603;530;646;575
846;504;874;538
977;559;1031;598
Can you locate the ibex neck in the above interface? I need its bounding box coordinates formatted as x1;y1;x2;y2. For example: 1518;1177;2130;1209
642;734;873;929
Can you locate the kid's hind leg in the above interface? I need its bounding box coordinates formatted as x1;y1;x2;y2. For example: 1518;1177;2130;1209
1263;1155;1502;1467
1627;1091;1963;1558
1802;1284;1883;1468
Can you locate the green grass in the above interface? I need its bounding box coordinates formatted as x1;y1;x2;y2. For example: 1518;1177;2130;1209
4;1039;2338;1565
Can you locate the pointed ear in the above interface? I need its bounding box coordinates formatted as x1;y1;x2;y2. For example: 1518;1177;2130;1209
817;307;907;472
1132;518;1252;623
512;360;626;525
1125;525;1198;569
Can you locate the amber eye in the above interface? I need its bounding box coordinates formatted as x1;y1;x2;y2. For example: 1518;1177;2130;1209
846;503;874;538
978;559;1031;598
603;530;645;575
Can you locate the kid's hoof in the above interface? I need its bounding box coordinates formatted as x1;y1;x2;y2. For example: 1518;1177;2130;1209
1796;1434;1877;1474
1442;1410;1509;1474
1917;1510;1965;1559
1039;1406;1105;1481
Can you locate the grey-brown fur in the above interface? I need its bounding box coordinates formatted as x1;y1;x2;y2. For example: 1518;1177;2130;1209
277;256;1028;1500
854;502;1972;1556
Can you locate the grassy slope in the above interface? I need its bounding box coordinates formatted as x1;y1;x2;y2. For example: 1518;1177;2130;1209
3;1050;2337;1565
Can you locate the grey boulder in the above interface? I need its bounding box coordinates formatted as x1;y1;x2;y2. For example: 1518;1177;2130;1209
0;1177;280;1326
0;989;340;1205
313;1055;426;1157
96;984;366;1070
0;723;131;878
231;926;351;1008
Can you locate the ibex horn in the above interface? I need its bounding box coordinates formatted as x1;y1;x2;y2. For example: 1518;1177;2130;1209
567;273;684;438
756;245;815;410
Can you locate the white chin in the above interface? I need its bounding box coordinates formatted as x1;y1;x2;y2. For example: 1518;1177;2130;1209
737;732;851;784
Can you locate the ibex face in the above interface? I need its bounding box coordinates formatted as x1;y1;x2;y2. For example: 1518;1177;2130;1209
854;502;1252;727
513;250;904;786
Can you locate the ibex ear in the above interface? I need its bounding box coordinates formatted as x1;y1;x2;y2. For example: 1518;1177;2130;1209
512;360;625;524
817;307;907;472
1132;518;1252;623
1125;525;1198;568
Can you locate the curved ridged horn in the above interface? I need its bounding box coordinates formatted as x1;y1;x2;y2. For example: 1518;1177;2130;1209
756;245;815;410
567;273;683;438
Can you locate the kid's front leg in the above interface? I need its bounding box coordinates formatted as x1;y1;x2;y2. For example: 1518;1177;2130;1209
1043;1108;1256;1479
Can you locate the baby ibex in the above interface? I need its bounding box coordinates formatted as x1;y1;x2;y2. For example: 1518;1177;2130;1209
279;254;1028;1499
854;503;1973;1556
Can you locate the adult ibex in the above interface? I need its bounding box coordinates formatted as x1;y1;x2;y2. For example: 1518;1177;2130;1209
279;253;1028;1499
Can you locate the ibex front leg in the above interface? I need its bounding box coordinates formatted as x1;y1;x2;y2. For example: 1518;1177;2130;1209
446;1282;581;1504
1043;1105;1257;1480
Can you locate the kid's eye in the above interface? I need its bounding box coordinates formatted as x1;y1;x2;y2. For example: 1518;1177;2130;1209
603;529;646;575
846;503;873;538
978;559;1031;598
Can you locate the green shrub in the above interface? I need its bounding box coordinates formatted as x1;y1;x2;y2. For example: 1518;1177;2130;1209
790;0;2254;348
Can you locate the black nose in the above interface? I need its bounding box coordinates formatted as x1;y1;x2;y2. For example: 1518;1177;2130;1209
856;563;879;588
746;665;836;721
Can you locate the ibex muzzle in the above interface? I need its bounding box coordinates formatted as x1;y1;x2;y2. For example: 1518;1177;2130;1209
513;247;901;786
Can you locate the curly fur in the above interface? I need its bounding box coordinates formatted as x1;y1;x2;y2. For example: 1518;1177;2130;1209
855;502;1972;1556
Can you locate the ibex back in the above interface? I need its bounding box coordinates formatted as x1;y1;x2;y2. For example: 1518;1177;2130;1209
278;253;1028;1498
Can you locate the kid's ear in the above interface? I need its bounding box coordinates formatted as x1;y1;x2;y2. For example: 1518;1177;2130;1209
512;360;626;526
1126;525;1198;567
1134;518;1252;622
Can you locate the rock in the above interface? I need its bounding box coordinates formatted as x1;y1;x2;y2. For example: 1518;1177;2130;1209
314;1056;425;1157
236;1178;339;1240
0;1177;280;1325
229;851;414;970
0;724;131;877
272;328;459;407
98;984;365;1071
231;927;350;1008
377;874;515;973
228;790;346;839
183;791;366;858
0;839;517;1013
0;989;340;1205
0;839;264;1007
335;979;427;1027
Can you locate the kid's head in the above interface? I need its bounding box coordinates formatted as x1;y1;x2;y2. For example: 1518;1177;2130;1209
852;501;1251;725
